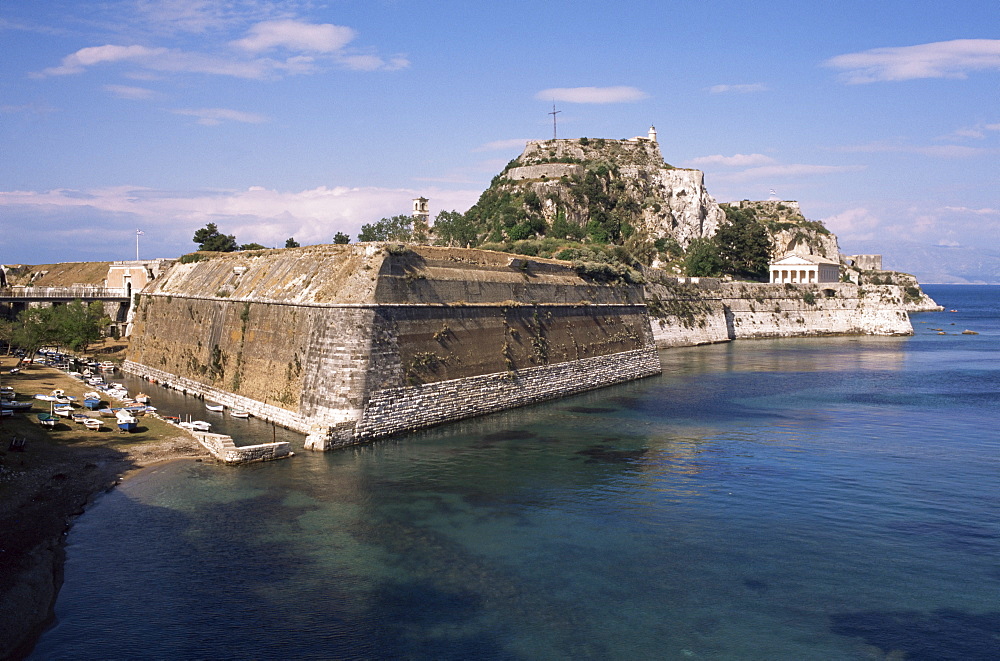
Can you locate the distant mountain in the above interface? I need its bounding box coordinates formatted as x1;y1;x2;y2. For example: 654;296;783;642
840;240;1000;284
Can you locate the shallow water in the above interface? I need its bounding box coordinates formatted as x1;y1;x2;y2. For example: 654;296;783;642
31;285;1000;660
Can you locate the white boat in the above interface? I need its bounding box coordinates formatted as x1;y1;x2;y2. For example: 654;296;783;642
181;419;212;431
135;393;150;404
54;405;74;417
230;409;251;419
1;400;33;410
99;361;116;372
83;418;103;431
205;403;224;412
115;410;138;432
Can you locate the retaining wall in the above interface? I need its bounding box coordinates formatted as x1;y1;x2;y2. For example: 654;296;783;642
192;431;292;463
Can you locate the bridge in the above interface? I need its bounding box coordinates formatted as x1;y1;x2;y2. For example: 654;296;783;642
0;286;133;326
0;286;130;303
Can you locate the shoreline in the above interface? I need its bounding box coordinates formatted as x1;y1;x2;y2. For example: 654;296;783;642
0;357;209;660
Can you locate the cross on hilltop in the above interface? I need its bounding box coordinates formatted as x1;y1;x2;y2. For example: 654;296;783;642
548;103;561;140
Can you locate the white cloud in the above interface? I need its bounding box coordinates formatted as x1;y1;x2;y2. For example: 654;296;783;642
836;141;989;158
941;121;1000;140
132;0;241;34
711;163;865;184
825;39;1000;83
535;86;648;104
937;239;961;247
104;84;158;100
171;107;268;125
35;19;407;79
39;44;168;76
940;206;1000;216
0;184;482;259
706;83;769;94
686;153;776;167
231;20;356;53
822;207;882;241
474;139;530;152
337;53;410;72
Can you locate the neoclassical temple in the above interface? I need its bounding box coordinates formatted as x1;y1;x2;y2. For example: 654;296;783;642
770;254;840;284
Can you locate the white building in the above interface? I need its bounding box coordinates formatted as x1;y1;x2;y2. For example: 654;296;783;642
770;254;840;284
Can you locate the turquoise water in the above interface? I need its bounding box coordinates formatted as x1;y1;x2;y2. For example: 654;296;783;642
30;285;1000;660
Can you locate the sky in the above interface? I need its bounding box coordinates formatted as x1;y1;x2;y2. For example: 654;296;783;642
2;0;998;283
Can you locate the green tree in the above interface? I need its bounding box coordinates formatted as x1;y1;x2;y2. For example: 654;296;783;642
0;318;16;355
12;307;58;360
683;237;723;277
285;237;300;248
332;231;351;244
431;210;475;246
357;215;413;242
239;242;267;251
715;207;774;281
193;223;238;252
55;301;110;352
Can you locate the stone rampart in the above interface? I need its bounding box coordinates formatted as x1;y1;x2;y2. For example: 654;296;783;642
126;245;661;449
643;277;913;348
505;163;585;181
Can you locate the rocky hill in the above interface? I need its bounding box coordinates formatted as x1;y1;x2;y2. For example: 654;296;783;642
721;200;840;261
465;136;724;248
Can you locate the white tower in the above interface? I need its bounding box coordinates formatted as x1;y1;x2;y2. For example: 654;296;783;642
648;125;657;143
412;197;429;220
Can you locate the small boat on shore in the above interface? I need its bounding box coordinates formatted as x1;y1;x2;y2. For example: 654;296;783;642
1;400;33;410
116;410;138;432
71;412;90;424
37;412;57;428
84;418;103;431
135;392;150;404
54;405;74;417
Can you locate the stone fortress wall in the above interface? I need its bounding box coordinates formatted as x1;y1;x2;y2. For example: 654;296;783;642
642;274;913;348
125;245;662;450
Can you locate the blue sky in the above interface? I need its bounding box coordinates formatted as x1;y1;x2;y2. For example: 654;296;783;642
2;1;998;282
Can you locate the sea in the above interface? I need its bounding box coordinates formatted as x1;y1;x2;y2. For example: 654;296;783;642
28;285;1000;660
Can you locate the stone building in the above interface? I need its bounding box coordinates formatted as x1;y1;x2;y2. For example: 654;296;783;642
770;254;840;284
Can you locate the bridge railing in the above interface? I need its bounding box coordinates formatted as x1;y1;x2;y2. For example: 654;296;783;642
0;286;130;299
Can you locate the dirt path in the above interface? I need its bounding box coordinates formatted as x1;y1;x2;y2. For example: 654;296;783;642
0;356;209;660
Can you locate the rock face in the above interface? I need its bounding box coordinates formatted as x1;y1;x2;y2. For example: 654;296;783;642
472;137;724;247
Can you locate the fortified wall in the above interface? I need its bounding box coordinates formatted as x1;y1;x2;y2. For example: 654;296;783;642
643;273;914;348
124;245;661;450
